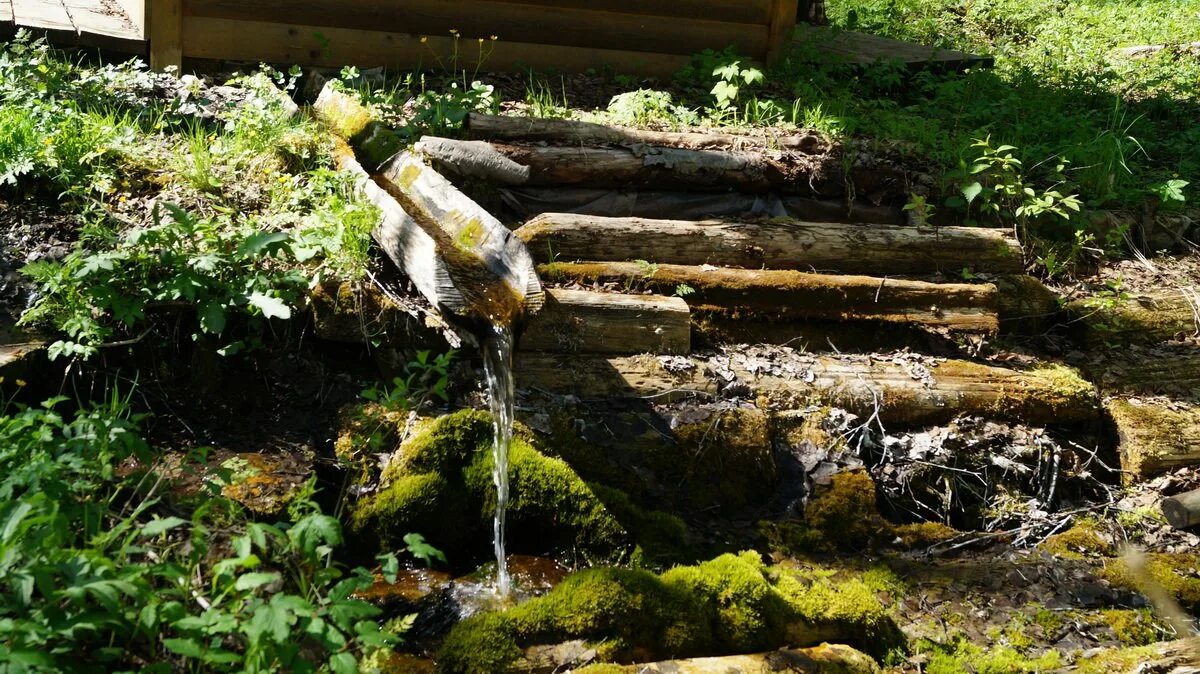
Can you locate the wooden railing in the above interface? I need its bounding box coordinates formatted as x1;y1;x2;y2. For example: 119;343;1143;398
146;0;798;75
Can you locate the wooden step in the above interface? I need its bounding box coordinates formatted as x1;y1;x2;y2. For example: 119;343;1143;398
521;288;690;355
540;261;999;332
1108;398;1200;482
1066;289;1199;346
517;213;1023;275
515;353;1098;426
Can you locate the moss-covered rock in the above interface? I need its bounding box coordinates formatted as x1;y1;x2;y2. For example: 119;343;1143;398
349;409;686;563
435;552;904;674
1100;608;1161;647
1038;519;1115;559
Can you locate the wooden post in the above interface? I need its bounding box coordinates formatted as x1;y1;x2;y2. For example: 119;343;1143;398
149;0;182;70
1162;489;1200;530
766;0;799;64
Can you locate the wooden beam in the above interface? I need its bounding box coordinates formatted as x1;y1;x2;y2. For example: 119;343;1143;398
148;0;181;70
766;0;799;64
180;16;691;78
1067;290;1200;347
539;261;1000;332
517;213;1024;275
11;0;75;35
521;288;690;355
515;353;1098;426
1;0;15;26
466;113;829;154
184;0;768;58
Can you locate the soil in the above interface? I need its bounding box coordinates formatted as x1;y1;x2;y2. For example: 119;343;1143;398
0;198;79;333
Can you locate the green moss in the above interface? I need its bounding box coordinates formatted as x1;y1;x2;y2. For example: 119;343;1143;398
1100;609;1160;647
349;472;466;553
435;552;903;674
384;409;493;478
1100;552;1200;609
1031;607;1063;636
1038;518;1115;559
589;484;697;566
914;637;1061;674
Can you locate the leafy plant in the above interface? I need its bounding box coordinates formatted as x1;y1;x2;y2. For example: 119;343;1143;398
710;60;765;114
606;90;697;128
360;350;456;413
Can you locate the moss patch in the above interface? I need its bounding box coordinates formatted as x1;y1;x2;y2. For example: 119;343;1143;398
1099;552;1200;609
914;636;1061;674
1100;609;1161;647
1038;519;1116;559
435;552;903;674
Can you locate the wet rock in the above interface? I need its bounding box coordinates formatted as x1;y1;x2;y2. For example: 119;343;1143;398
143;448;313;517
517;640;597;673
354;568;453;613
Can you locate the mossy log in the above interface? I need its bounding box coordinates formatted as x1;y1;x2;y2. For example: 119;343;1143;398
539;261;999;332
1066;291;1199;346
420;137;907;200
466;112;830;154
1108;399;1200;481
579;645;879;673
313;82;543;324
521;288;690;355
518;213;1022;275
1162;488;1200;530
514;354;1098;426
1088;351;1200;397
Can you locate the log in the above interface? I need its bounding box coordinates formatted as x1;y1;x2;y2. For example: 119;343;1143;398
514;353;1099;426
466;112;829;154
1108;399;1200;482
1067;290;1200;346
1163;488;1200;530
1088;350;1200;397
1054;637;1200;674
313;83;543;324
517;213;1023;275
420;137;908;200
539;261;999;332
1115;41;1200;58
521;288;690;355
497;187;905;224
597;644;879;673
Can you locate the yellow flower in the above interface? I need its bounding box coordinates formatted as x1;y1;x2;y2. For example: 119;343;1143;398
449;29;459;36
490;35;498;41
118;195;128;202
15;379;26;388
420;36;428;43
477;38;484;44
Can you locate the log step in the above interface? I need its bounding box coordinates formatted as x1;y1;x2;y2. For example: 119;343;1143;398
1066;290;1199;346
515;353;1099;426
540;261;999;332
1108;398;1200;482
517;213;1023;275
521;288;690;355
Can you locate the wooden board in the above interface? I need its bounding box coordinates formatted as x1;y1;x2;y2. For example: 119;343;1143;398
793;24;993;69
184;0;768;58
1;0;15;26
180;16;690;77
150;0;182;69
517;213;1023;275
515;354;1098;426
11;0;75;33
64;0;144;49
539;261;1000;332
521;288;690;355
1109;399;1200;482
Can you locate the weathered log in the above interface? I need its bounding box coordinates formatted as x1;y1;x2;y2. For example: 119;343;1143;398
539;261;999;332
595;644;879;673
466;112;830;154
514;353;1099;426
1067;290;1200;346
1115;41;1200;58
521;288;690;355
1054;637;1200;674
1088;349;1200;397
1163;488;1200;530
497;187;904;224
993;274;1061;332
1108;399;1200;482
422;136;907;200
518;213;1023;275
314;83;544;324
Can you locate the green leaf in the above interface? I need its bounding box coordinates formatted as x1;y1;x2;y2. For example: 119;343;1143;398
163;638;207;659
235;572;281;591
238;230;291;257
247;292;292;320
246;600;294;644
404;533;446;566
329;652;358;674
961;182;983;204
199;301;227;335
141;516;188;537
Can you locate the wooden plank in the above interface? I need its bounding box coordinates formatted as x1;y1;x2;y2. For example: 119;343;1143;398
64;0;145;50
766;0;798;64
521;288;690;355
479;0;771;24
539;261;1000;332
181;17;691;77
1;0;15;26
149;0;182;69
184;0;768;58
515;353;1098;426
112;0;144;33
517;213;1024;275
11;0;75;33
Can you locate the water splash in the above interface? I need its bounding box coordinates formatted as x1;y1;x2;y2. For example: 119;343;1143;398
481;322;514;597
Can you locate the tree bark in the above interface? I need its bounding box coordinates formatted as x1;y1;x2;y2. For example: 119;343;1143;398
518;213;1023;275
520;288;690;355
539;261;999;332
1163;488;1200;530
1067;290;1200;347
466;112;830;154
590;644;878;673
1108;399;1200;482
514;353;1098;426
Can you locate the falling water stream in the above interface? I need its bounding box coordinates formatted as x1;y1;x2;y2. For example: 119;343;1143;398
480;322;515;597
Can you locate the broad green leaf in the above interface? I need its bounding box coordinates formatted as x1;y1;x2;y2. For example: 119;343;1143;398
141;516;188;537
238;231;291;257
247;292;292;320
961;182;983;204
235;571;281;591
199;301;227;335
329;652;358;674
163;638;206;658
